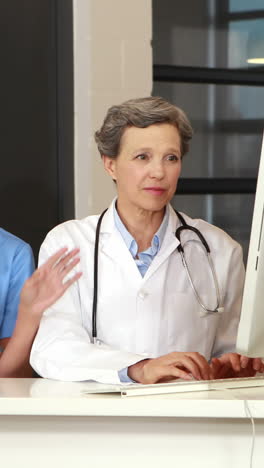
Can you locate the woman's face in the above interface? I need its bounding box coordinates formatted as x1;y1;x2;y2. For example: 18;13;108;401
103;123;182;214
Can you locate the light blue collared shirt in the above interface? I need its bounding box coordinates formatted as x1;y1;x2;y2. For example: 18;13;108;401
113;205;169;277
0;228;35;346
114;205;169;382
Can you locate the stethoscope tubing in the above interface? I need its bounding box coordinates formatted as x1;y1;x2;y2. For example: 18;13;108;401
92;208;107;342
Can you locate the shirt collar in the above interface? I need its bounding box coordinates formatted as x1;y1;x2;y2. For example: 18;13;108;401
113;203;169;255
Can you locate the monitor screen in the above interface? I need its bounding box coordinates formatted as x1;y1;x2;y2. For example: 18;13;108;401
236;132;264;357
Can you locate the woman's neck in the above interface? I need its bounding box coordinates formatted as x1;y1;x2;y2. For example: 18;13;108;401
116;200;165;252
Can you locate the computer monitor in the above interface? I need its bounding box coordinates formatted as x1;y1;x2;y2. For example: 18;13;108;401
236;132;264;357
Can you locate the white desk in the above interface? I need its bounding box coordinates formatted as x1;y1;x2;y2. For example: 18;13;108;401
1;378;264;468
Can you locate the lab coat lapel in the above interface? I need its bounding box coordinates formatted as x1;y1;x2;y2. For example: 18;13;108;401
99;201;142;279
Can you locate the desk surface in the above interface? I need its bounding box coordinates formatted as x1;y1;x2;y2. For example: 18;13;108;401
0;378;264;418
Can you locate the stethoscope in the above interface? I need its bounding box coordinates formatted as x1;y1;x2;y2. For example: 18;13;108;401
92;209;223;342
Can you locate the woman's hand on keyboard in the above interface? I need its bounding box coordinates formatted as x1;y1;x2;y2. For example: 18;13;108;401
210;353;264;379
128;352;213;384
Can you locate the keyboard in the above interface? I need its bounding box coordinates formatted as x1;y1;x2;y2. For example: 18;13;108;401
81;375;264;397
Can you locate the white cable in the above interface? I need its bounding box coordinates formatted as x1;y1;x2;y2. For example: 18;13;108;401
209;391;256;467
244;400;255;468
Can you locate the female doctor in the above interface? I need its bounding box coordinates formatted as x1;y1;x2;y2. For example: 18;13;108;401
30;96;263;384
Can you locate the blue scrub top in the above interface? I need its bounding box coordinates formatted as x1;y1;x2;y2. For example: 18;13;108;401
0;228;35;339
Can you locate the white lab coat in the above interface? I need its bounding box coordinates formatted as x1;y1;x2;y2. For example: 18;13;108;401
30;199;245;383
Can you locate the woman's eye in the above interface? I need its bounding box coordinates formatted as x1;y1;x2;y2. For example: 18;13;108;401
135;154;147;160
166;154;180;161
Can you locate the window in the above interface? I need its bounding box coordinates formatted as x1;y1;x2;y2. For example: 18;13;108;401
153;0;264;260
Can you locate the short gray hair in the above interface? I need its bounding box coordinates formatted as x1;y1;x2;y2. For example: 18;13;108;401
94;96;193;158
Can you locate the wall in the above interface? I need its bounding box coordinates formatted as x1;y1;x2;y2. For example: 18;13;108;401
73;0;152;218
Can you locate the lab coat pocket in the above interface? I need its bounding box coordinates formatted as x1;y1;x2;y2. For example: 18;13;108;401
167;292;220;360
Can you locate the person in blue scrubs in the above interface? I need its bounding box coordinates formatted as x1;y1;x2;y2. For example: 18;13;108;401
0;228;35;355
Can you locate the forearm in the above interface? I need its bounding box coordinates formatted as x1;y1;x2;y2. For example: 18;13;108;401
0;306;39;377
31;312;147;382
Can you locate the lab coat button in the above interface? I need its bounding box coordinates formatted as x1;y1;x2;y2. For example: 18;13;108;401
138;290;148;300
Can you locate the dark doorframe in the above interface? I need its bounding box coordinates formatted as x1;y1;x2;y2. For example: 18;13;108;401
0;0;74;259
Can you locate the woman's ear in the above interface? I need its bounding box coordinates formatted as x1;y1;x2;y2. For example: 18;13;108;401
102;155;116;180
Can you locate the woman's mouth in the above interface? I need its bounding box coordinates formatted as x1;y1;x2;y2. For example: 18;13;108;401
144;187;166;196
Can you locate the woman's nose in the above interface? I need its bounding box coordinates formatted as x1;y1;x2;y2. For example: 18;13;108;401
149;162;165;179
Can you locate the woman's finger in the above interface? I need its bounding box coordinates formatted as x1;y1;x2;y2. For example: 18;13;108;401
62;272;82;290
60;256;81;278
174;356;203;380
54;248;80;271
240;355;250;369
186;353;212;380
170;367;193;381
157;365;193;382
42;247;69;269
210;358;222;379
253;358;262;372
228;353;241;372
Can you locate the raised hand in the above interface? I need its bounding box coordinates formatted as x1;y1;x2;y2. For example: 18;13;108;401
19;247;82;322
0;248;82;377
